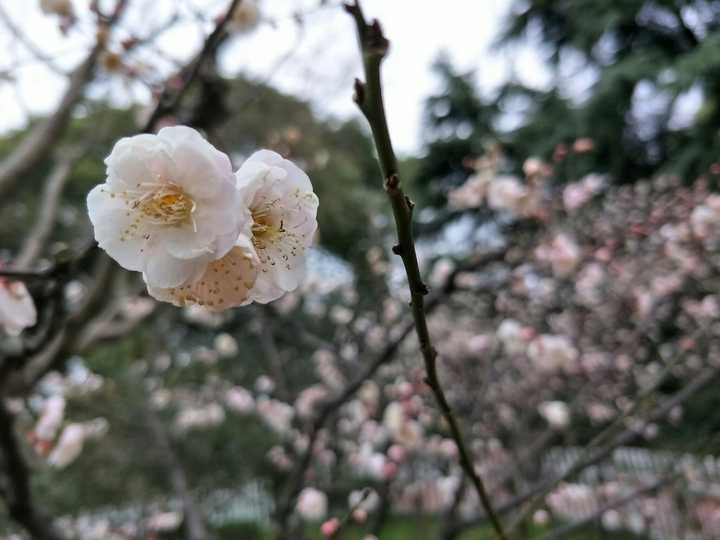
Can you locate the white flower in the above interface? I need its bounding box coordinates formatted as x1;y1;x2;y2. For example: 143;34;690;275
0;279;37;336
348;489;380;512
214;333;238;357
487;176;531;215
497;319;527;355
34;396;66;442
448;172;491;209
87;126;245;289
528;335;578;372
382;402;405;434
147;240;257;311
295;385;329;419
296;487;328;521
235;150;319;303
535;233;581;277
691;195;720;238
539;401;570;430
48;424;86;468
175;403;225;432
224;386;255;414
256;397;294;435
146;511;182;532
255;375;276;394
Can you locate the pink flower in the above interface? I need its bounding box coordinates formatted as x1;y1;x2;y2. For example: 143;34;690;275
572;138;595;153
320;518;340;538
535;234;581;277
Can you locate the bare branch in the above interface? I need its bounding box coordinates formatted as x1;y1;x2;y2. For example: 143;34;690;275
140;0;243;133
0;0;129;201
343;2;508;538
15;147;87;269
0;401;65;540
146;405;208;540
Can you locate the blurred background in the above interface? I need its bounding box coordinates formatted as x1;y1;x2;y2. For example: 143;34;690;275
2;0;720;539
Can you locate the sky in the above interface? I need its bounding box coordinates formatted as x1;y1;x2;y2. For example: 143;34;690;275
0;0;550;155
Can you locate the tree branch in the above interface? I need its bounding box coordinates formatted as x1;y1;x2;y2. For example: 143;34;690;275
343;2;508;538
15;146;87;269
140;0;242;133
0;401;65;540
146;406;208;540
0;0;128;201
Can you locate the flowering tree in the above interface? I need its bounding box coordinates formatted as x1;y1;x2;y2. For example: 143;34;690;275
1;1;720;540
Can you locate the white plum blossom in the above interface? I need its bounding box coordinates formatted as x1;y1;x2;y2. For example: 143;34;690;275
0;279;37;336
691;194;720;238
295;385;329;419
528;334;579;372
33;396;66;442
382;402;423;448
214;332;238;357
296;487;328;521
497;319;528;355
539;400;571;430
146;512;182;533
48;424;86;468
562;174;605;212
536;233;581;277
487;176;532;215
255;375;276;394
235;150;319;303
256;397;294;435
147;240;258;311
349;489;380;512
87;126;245;289
224;386;255;414
448;172;491;209
174;403;225;432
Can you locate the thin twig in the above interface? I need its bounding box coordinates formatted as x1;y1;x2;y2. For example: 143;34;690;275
343;2;508;539
140;0;242;133
146;405;208;540
15;146;88;269
0;0;128;201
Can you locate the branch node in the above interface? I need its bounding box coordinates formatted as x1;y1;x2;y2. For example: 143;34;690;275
353;78;366;106
368;20;390;57
384;174;399;192
415;282;430;296
391;244;402;256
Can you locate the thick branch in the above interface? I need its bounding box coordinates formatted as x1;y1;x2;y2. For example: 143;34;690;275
343;2;508;539
0;401;65;540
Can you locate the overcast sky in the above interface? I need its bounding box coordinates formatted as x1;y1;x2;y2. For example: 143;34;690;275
0;0;550;155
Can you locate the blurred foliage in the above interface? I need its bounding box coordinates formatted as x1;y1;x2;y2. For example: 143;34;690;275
414;0;720;207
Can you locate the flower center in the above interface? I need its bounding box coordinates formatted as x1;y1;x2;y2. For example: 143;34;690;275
251;207;282;249
136;184;195;227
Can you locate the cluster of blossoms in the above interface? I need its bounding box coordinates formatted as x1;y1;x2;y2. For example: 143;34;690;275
24;361;107;469
87;126;318;311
